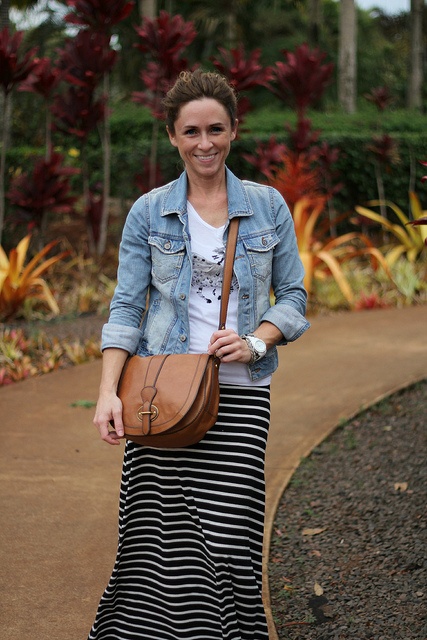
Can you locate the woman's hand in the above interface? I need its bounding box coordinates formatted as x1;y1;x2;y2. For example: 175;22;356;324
208;329;251;364
93;348;129;445
93;390;125;445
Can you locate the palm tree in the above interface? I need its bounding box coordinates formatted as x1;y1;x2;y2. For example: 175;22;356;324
338;0;357;113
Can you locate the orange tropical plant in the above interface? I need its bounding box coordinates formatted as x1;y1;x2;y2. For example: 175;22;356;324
293;197;392;307
0;235;69;320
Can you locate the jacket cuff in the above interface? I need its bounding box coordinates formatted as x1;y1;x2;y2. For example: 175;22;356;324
262;305;310;343
101;323;142;354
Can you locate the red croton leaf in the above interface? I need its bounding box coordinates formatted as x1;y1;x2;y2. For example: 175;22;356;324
7;152;80;227
134;10;196;63
51;85;106;139
58;31;116;88
0;27;39;95
363;85;394;112
211;45;273;121
243;136;287;181
65;0;135;31
18;56;62;99
132;11;196;119
271;43;334;118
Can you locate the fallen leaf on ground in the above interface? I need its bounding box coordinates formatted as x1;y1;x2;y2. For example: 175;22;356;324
71;400;96;408
314;582;324;596
302;527;326;536
394;482;408;492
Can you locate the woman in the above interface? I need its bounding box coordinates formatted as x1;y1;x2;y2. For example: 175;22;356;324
89;69;309;640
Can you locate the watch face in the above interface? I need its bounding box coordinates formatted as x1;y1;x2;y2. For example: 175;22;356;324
249;336;267;357
251;337;266;355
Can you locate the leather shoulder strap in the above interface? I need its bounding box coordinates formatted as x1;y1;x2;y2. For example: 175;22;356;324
218;217;239;330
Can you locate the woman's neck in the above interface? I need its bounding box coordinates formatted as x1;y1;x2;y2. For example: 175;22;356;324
187;174;229;228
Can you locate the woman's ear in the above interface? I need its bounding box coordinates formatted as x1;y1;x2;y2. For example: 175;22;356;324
166;125;177;147
231;119;239;141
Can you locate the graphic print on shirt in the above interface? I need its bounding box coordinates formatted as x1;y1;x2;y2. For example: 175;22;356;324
191;247;237;304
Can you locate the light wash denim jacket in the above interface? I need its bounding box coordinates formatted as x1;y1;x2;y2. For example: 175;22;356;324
102;167;310;381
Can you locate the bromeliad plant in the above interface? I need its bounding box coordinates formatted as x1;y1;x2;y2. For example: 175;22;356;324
293;196;392;307
355;193;427;265
0;234;69;321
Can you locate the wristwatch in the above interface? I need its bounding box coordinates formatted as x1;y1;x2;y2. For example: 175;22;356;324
241;334;267;365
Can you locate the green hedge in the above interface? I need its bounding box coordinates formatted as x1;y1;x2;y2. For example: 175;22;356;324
5;107;426;223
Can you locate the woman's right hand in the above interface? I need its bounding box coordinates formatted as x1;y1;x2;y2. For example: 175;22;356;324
93;390;125;446
93;347;129;445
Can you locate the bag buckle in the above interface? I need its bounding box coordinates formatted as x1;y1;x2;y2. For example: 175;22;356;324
137;405;159;422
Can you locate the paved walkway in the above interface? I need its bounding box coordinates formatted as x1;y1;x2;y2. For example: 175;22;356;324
1;306;426;640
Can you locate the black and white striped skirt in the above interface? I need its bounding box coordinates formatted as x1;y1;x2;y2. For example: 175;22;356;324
88;384;271;640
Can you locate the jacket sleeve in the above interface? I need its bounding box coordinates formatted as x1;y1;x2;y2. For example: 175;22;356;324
101;195;151;353
261;187;310;343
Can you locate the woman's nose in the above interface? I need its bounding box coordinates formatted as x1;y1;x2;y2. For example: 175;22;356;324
198;133;213;150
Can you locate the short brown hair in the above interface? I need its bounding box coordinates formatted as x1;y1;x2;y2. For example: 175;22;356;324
162;69;238;133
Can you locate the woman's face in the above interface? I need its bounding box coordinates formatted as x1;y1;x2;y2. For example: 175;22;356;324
167;98;238;183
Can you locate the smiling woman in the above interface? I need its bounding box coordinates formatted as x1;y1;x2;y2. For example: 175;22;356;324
167;98;237;226
88;68;310;640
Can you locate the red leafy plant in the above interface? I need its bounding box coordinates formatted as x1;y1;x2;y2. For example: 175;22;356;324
243;137;287;181
52;28;119;254
64;0;135;31
19;56;63;159
211;45;272;124
363;86;394;112
133;11;196;190
133;11;197;118
270;43;334;120
61;0;134;255
7;152;80;240
0;27;39;244
245;44;340;226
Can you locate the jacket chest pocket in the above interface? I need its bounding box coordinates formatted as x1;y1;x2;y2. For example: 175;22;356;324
242;231;279;281
149;235;186;284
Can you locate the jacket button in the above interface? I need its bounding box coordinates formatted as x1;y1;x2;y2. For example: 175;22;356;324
179;293;186;300
262;237;267;246
179;334;187;342
164;241;171;250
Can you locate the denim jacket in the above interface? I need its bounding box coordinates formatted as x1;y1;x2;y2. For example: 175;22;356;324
102;167;310;381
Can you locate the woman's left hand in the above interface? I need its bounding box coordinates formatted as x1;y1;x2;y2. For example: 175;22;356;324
208;329;251;364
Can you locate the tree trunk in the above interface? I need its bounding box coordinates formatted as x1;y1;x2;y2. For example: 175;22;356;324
0;0;10;29
407;0;423;110
0;93;11;246
309;0;323;46
139;0;156;19
338;0;357;114
97;72;111;256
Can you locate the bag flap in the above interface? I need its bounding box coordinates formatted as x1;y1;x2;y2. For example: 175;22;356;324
119;353;214;431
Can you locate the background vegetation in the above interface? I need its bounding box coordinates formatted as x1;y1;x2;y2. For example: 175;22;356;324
0;0;426;385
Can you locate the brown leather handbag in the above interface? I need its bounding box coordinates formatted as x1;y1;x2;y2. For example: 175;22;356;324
115;217;239;448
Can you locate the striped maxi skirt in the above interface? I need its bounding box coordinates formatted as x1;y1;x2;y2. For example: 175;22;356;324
87;385;271;640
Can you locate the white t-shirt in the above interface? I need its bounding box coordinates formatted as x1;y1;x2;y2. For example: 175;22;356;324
187;202;270;387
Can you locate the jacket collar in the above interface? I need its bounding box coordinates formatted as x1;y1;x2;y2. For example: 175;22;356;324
160;166;254;219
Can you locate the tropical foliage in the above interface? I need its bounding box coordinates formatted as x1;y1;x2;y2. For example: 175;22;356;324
355;193;427;265
292;196;392;307
0;234;69;320
0;327;101;385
